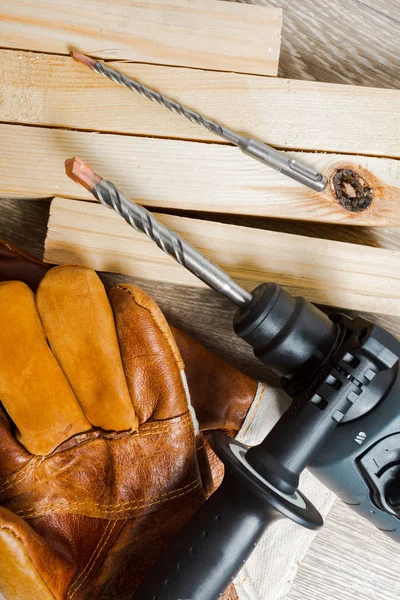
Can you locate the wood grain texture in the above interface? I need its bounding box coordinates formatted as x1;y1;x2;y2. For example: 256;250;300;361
287;501;400;600
2;49;400;158
356;0;400;20
1;124;400;226
0;0;281;76
45;198;400;316
227;0;400;89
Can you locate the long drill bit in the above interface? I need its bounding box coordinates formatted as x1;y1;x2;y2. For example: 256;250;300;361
71;51;328;193
65;157;253;308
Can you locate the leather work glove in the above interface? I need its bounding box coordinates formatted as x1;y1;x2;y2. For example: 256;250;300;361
0;239;334;600
0;239;257;435
0;242;259;600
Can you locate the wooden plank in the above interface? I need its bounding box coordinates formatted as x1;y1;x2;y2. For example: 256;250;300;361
1;49;399;158
1;124;399;226
288;501;400;600
44;198;400;317
0;0;281;76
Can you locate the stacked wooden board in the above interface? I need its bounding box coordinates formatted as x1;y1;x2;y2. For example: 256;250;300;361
0;0;282;75
47;198;400;316
2;49;400;225
1;0;399;315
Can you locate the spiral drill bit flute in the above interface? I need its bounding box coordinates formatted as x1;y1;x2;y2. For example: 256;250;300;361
65;157;252;307
70;50;328;192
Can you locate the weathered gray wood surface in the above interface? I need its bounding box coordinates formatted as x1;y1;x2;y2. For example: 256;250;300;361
1;1;399;599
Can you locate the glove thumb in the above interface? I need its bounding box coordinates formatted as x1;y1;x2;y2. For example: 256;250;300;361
0;507;73;600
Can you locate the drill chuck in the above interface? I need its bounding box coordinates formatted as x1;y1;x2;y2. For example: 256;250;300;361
234;282;338;381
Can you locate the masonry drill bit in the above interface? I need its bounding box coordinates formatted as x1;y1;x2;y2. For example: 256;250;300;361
71;51;328;193
65;157;253;307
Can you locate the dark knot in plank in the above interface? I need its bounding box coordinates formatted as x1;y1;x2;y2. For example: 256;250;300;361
331;169;373;212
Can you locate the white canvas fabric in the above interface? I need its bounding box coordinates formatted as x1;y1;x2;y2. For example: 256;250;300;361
234;382;336;600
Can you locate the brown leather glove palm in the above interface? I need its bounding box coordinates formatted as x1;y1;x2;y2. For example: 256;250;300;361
0;265;210;600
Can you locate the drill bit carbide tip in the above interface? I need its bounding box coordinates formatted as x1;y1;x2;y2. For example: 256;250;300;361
65;157;253;308
65;156;101;190
71;51;328;192
70;49;97;69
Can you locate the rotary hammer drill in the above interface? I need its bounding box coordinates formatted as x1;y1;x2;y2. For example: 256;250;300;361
135;282;400;599
66;158;400;600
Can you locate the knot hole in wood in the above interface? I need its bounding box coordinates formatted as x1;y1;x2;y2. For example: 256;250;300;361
331;168;373;212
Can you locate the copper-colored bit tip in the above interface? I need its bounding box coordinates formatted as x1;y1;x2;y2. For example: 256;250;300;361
65;157;102;191
70;49;97;69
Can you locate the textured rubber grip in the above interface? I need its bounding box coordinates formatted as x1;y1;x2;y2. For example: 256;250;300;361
132;472;281;600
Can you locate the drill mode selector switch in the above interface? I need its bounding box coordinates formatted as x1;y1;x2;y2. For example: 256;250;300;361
358;433;400;517
333;320;399;424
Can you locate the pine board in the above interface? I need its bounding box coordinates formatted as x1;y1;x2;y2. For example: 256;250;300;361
44;198;400;316
0;0;281;76
1;124;400;226
1;49;400;158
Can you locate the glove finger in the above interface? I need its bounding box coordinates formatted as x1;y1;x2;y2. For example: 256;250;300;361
109;284;195;425
0;507;73;600
36;266;138;432
0;281;91;455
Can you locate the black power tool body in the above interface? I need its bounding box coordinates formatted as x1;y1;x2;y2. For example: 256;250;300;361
134;282;400;600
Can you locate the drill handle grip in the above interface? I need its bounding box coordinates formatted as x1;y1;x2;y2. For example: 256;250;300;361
132;471;279;600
